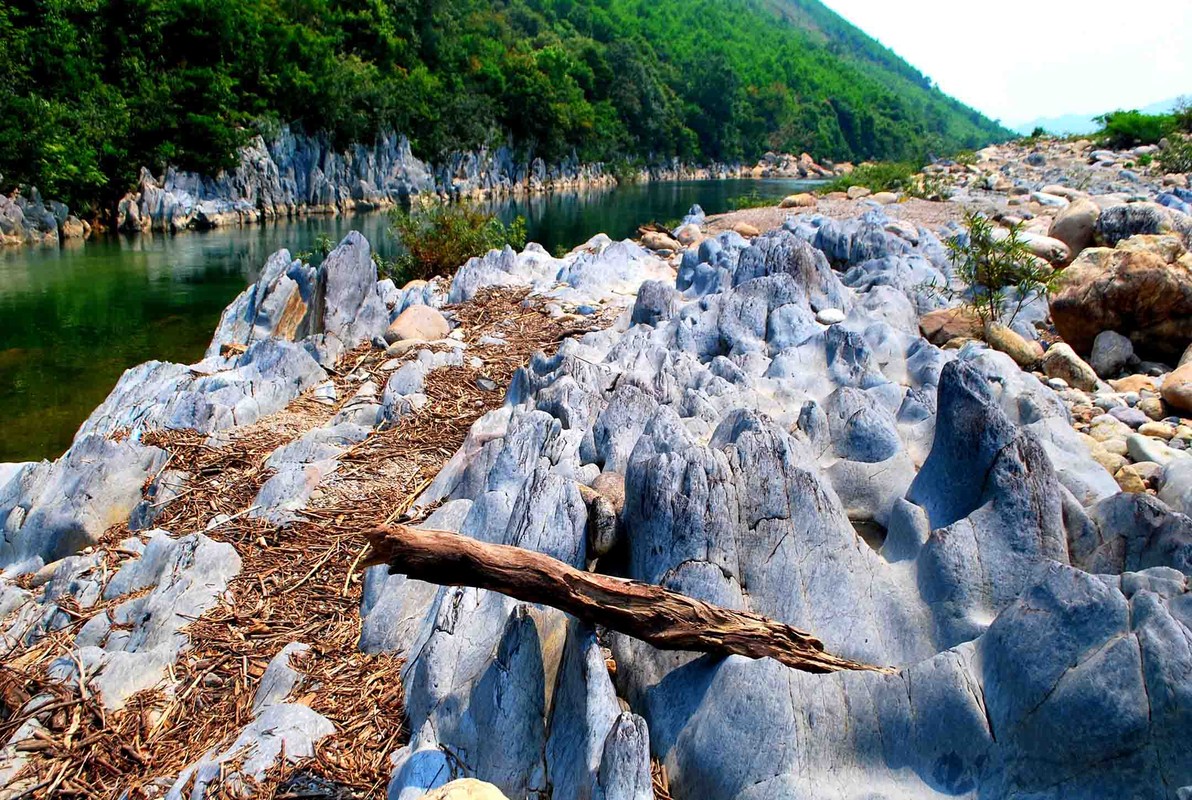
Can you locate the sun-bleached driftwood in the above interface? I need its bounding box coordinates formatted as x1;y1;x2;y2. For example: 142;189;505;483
364;524;890;674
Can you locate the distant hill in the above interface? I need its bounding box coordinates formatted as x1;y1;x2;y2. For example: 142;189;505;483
0;0;1010;213
1013;96;1186;136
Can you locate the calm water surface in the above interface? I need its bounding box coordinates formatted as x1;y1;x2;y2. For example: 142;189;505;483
0;178;814;461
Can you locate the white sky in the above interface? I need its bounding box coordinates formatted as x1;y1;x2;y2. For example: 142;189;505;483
819;0;1192;126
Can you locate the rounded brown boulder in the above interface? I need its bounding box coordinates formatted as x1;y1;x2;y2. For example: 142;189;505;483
1047;197;1100;262
385;303;451;344
1049;234;1192;362
920;307;983;346
1162;363;1192;414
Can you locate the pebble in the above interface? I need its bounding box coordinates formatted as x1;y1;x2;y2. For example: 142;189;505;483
1133;462;1163;483
1138;422;1175;440
1093;394;1126;411
816;308;847;325
1138;397;1166;421
1115;464;1147;493
1102;438;1129;456
1088;415;1133;442
1127;434;1185;466
1107;406;1149;428
1047;378;1069;391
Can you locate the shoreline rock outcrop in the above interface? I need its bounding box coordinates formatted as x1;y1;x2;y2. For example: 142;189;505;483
1;128;840;247
2;196;1190;799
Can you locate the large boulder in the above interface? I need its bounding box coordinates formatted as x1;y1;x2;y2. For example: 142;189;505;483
1096;202;1192;247
385;304;450;344
1050;234;1192;361
319;231;390;347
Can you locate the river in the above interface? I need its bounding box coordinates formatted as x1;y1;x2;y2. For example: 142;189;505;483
0;178;816;462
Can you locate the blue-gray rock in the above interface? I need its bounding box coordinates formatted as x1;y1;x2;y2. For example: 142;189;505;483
1089;329;1137;378
0;436;169;572
732;229;851;312
1072;492;1192;576
1159;458;1192;516
1110;405;1151;428
1096;202;1191;246
630;280;678;327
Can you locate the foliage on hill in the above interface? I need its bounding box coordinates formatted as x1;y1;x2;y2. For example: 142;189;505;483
1093;101;1191;149
0;0;1009;214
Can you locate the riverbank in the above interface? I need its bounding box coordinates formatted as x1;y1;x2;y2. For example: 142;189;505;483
0;178;819;462
2;153;1190;798
0;126;843;248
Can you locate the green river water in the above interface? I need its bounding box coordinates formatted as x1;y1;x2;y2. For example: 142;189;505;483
0;178;815;462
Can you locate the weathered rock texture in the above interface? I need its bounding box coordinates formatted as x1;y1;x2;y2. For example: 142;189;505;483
1051;234;1192;361
112;127;755;235
2;207;1190;800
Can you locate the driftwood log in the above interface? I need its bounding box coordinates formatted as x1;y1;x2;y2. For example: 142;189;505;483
365;524;889;674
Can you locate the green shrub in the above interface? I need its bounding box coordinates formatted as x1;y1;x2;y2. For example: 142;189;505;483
1095;110;1177;148
1159;137;1192;174
818;161;921;195
1175;98;1192;134
944;211;1055;327
295;233;334;263
386;202;527;284
608;159;642;185
904;173;952;201
728;190;773;210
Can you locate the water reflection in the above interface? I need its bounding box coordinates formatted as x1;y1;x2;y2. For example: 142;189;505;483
0;178;815;461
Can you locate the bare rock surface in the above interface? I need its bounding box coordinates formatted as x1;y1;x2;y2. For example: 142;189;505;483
3;196;1192;800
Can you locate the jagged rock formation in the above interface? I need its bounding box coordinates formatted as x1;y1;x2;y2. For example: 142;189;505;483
1;206;1190;799
111;127;755;235
0;186;88;246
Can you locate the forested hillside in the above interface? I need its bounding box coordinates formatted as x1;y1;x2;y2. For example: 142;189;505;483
0;0;1009;214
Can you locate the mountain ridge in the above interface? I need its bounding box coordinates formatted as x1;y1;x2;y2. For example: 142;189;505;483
0;0;1010;214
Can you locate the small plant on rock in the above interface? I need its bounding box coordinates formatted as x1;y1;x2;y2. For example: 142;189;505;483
943;211;1055;327
386;202;527;284
295;233;335;262
728;189;772;210
953;150;978;167
818;161;920;195
904;172;951;201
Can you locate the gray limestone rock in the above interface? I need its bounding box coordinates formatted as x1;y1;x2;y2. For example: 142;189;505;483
1089;329;1138;379
1159;459;1192;516
1073;492;1192;576
732;229;851;312
64;530;240;709
319;231;389;347
0;436;169;572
